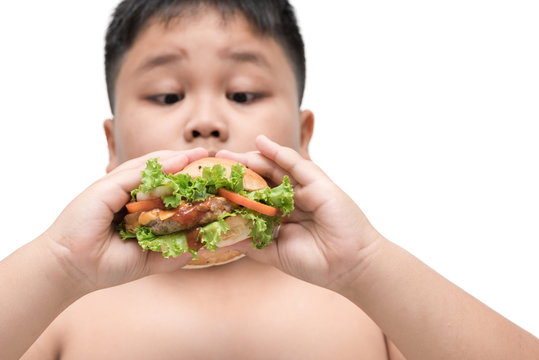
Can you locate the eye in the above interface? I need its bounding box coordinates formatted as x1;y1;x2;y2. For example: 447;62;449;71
149;93;184;105
227;92;262;104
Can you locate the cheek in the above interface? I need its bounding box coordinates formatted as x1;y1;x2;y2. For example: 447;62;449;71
257;104;301;149
263;119;300;149
228;106;300;151
114;110;180;161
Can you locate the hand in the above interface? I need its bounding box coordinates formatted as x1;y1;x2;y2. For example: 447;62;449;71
43;148;209;292
216;136;383;292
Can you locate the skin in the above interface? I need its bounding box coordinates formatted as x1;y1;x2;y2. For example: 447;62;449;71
0;7;536;360
20;10;391;360
105;12;310;167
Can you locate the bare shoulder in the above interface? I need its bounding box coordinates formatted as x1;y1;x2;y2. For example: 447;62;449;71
39;259;389;359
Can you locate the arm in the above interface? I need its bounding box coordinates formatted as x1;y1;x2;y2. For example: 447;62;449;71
0;237;82;360
218;136;539;360
0;149;207;360
350;238;539;359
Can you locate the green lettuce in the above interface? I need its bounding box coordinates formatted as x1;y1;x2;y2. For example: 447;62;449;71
130;159;170;200
121;158;295;258
243;176;295;216
236;209;280;249
120;218;232;259
198;216;231;251
130;158;247;207
130;226;195;259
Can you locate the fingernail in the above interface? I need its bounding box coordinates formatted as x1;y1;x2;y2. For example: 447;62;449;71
273;225;281;239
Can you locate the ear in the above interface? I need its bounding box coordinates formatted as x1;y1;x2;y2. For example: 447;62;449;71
299;109;314;159
103;118;119;173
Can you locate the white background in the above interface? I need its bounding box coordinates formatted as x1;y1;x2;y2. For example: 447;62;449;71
0;0;537;337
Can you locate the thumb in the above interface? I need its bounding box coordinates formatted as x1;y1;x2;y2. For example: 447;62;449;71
225;236;283;269
142;251;194;276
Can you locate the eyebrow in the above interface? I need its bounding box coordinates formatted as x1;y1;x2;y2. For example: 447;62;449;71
135;49;270;74
136;52;185;74
221;50;271;69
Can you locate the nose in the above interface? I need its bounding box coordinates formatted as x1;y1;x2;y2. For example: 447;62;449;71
183;97;229;142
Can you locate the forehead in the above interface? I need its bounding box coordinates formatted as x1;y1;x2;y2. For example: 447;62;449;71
117;9;296;91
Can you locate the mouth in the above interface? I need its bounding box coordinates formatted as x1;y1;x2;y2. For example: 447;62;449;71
208;150;217;157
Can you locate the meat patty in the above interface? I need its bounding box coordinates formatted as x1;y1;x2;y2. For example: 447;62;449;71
147;196;238;235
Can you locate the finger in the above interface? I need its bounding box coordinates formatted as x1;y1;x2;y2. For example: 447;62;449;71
111;147;209;194
255;135;328;186
225;223;314;277
107;150;178;175
109;148;209;175
143;251;194;275
282;206;311;223
225;238;283;269
215;149;297;187
161;148;208;174
96;148;209;214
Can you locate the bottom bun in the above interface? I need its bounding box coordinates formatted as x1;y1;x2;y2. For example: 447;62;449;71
183;215;252;269
183;250;246;269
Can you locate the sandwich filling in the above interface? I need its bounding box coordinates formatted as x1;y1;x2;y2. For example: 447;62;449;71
119;158;294;258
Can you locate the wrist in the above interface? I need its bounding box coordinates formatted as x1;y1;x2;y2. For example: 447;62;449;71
331;234;393;304
320;223;384;296
37;230;96;298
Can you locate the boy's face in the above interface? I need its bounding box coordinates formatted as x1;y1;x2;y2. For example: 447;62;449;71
105;9;313;171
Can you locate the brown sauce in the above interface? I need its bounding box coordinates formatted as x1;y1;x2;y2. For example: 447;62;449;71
186;228;203;250
172;200;212;228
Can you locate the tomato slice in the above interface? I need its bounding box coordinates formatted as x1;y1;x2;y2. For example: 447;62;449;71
217;188;279;217
126;198;165;213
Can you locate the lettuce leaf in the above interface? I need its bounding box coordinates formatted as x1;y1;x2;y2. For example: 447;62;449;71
123;158;294;257
132;158;294;216
130;158;170;200
229;163;245;193
236;209;280;249
130;226;195;259
118;224;136;240
120;210;280;257
198;216;231;251
131;159;250;207
244;176;295;216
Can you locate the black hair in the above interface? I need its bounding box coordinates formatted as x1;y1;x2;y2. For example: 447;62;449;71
104;0;306;113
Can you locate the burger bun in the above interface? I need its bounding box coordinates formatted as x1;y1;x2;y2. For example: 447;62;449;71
184;215;252;269
180;157;267;191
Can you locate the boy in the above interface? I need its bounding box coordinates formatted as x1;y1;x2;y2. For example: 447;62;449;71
1;1;537;359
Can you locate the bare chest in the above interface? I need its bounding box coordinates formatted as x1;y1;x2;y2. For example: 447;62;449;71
58;265;387;359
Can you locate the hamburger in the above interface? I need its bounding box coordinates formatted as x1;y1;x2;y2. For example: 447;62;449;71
119;157;294;268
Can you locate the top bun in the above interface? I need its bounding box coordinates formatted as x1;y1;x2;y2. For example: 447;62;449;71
180;157;267;191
